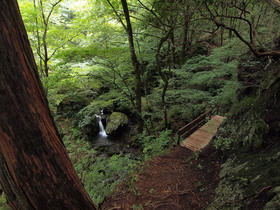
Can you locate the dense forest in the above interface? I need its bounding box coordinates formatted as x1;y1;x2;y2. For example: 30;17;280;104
0;0;280;209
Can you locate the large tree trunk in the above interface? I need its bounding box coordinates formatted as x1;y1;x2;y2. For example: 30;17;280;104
0;1;96;209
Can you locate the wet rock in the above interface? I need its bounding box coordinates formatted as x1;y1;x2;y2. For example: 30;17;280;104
105;112;128;136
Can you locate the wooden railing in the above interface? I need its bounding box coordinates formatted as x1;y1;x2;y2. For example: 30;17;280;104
177;108;214;144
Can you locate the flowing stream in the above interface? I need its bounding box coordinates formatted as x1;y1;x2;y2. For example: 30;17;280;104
96;115;107;137
94;111;114;147
92;110;138;156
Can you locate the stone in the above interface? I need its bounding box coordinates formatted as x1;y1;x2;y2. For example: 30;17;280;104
105;112;128;136
57;94;89;117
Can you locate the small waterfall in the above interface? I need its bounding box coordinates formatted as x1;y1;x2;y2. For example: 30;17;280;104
95;110;107;137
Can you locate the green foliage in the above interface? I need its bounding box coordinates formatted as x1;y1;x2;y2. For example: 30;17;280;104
213;127;233;151
83;154;138;206
67;88;133;138
19;0;81;77
76;89;122;121
230;96;256;115
132;204;144;210
179;39;243;112
56;92;90;117
42;63;102;114
140;38;242;127
149;188;154;194
138;130;172;160
62;133;138;206
210;81;240;108
147;87;210;123
0;186;8;210
62;130;96;166
214;109;269;151
214;137;233;151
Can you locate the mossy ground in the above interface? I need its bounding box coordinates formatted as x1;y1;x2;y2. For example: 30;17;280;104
207;146;280;209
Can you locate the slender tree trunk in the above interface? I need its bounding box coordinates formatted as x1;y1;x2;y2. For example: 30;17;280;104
40;0;49;78
43;37;49;77
121;0;143;133
170;29;175;69
180;19;189;66
0;1;96;209
156;30;172;129
33;0;44;75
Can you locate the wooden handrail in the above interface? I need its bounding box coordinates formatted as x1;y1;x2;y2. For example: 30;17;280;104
177;108;214;144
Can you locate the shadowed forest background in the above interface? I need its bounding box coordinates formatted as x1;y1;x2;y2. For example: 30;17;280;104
1;0;280;209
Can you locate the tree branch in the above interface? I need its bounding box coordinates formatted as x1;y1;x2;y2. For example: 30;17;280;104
265;0;280;13
49;32;80;59
137;0;170;28
204;2;280;57
106;0;127;31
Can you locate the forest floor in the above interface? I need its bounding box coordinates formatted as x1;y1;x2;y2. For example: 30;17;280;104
102;143;222;210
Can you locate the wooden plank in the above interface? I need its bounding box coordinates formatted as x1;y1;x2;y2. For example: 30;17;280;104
190;131;213;140
180;119;206;139
180;115;225;152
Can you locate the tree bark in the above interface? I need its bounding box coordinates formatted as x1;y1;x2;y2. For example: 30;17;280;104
180;19;189;65
0;1;96;209
121;0;143;133
156;30;172;129
39;0;61;78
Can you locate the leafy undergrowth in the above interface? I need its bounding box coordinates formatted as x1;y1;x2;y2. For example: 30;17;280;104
60;119;174;207
61;125;137;206
101;143;222;209
0;187;8;210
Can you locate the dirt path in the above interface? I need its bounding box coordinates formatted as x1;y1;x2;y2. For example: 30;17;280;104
102;143;221;209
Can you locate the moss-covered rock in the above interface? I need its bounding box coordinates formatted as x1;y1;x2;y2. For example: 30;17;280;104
213;64;280;152
57;93;90;117
213;110;269;151
76;103;101;138
105;112;128;136
77;114;99;138
209;63;280;209
207;148;280;209
264;186;280;209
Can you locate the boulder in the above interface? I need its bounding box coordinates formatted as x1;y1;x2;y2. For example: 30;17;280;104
57;94;89;117
105;112;128;136
78;115;99;138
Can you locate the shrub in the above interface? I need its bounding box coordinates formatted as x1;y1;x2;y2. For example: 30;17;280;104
83;154;138;206
139;130;172;160
62;134;138;206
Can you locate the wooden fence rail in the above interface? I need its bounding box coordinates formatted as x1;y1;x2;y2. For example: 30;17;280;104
177;108;214;144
